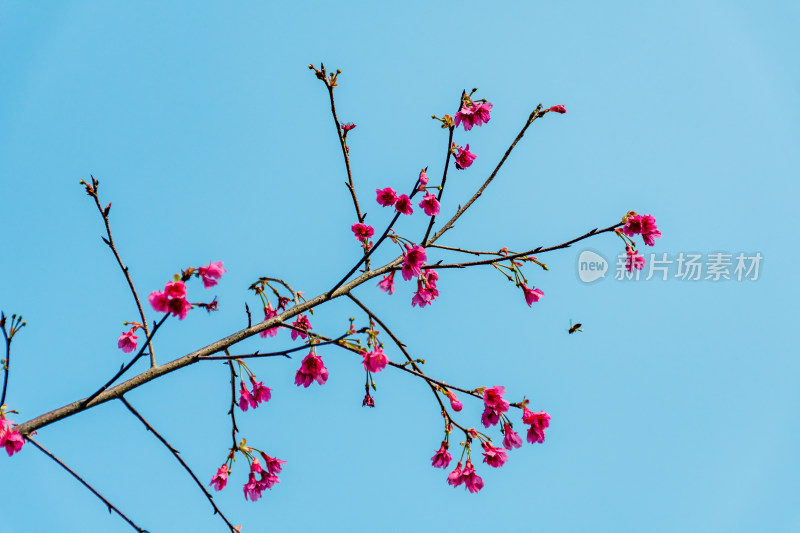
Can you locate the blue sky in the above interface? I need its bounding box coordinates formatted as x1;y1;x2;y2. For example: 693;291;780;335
1;1;798;531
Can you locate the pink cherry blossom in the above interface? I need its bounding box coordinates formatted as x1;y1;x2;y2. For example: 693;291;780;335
473;101;493;127
522;408;551;444
446;389;463;412
2;428;24;457
623;213;662;246
481;442;509;468
250;376;272;404
394;194;413;215
481;386;510;428
460;460;484;493
454;103;476;131
164;281;187;299
521;282;544;306
340;122;356;132
148;291;169;313
209;464;229;491
260;452;286;475
549;105;567;114
418;193;440;216
418;168;429;190
454;144;476;170
250;458;263;475
117;328;138;353
167;296;192;320
401;245;427;281
295;352;329;387
362;392;375;407
239;382;257;411
362;347;388;373
377;271;396;295
351;223;375;241
243;473;263;501
376;187;398;207
447;462;463;487
502;423;523;450
411;278;439;308
198;261;226;289
290;314;312;341
259;303;281;338
625;245;646;272
431;442;452;469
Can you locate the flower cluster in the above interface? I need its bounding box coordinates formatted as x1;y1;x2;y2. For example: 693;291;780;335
0;415;23;457
454;98;493;131
259;302;281;338
481;386;510;427
447;460;484;493
290;314;312;341
149;280;192;319
295;351;329;387
522;408;551;444
243;455;283;501
622;212;662;247
239;375;272;411
412;269;439;308
401;245;427;281
625;245;646;272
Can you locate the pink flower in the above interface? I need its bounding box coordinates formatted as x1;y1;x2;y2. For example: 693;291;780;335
521;283;544;306
295;352;329;387
243;472;263;501
117;328;138;354
481;442;509;468
502;423;523;450
351;223;375;241
411;278;439;308
418;168;429;190
167;296;192;320
376;187;398;207
431;442;452;469
549;105;567;114
362;347;388;373
455;101;492;131
258;471;280;490
209;464;229;491
1;428;24;457
394;194;413;215
260;452;286;475
460;460;484;493
259;303;281;338
447;462;463;487
164;281;187;299
622;213;662;246
377;271;396;295
481;386;510;428
148;291;169;313
250;376;272;404
239;382;257;411
418;193;440;216
446;390;463;412
522;408;550;444
198;261;226;289
290;314;312;341
340;122;356;132
625;245;646;272
401;245;427;281
362;392;375;407
454;144;476;170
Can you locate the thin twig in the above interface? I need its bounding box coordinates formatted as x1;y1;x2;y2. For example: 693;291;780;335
25;436;148;532
83;314;169;406
426;104;545;247
1;320;11;407
119;397;238;532
226;354;239;449
426;243;509;256
200;334;348;361
82;177;156;367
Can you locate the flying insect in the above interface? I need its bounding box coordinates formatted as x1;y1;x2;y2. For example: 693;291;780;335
568;320;583;334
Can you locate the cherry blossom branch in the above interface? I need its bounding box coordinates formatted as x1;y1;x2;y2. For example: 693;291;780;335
309;63;370;271
424;222;623;270
421;92;460;244
119;397;238;532
25;436;148;532
80;177;156;367
252;277;302;306
425;243;509;256
83;314;169;406
200;335;348;361
1;312;25;407
425;104;545;247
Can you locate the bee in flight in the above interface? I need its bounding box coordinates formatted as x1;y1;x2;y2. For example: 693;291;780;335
568;320;583;334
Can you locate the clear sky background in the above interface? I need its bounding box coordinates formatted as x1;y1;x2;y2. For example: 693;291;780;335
1;1;798;532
